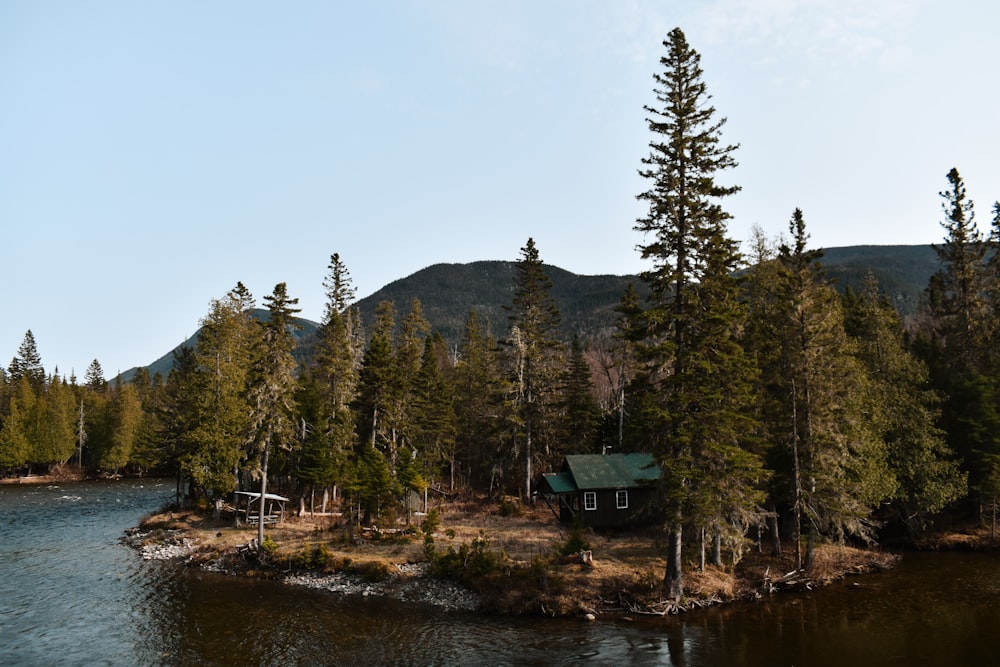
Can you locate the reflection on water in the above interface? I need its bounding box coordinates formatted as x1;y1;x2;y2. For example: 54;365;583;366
2;480;1000;666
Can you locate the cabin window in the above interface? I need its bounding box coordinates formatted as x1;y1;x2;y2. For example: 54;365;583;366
616;490;629;509
584;491;597;511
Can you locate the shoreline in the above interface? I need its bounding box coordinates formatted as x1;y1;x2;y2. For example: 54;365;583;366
121;505;910;619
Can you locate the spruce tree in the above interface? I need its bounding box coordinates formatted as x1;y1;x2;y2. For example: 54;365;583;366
9;330;45;390
919;169;997;504
844;272;965;534
453;310;504;490
561;335;601;454
84;359;106;392
190;283;259;512
246;283;301;543
411;334;457;489
505;238;563;500
633;27;760;599
770;211;895;566
158;346;203;505
307;254;363;506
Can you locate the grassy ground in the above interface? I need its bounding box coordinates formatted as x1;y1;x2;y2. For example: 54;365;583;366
136;495;899;617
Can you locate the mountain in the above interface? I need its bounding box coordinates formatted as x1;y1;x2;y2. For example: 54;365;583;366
353;261;647;347
119;245;940;381
820;244;938;316
119;308;321;382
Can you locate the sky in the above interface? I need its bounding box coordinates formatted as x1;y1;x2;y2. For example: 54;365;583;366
2;0;998;377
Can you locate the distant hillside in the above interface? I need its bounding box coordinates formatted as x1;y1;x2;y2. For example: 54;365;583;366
120;245;940;380
354;261;647;347
820;245;938;316
119;308;320;383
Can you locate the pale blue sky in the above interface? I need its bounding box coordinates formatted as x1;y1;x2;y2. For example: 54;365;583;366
2;0;998;376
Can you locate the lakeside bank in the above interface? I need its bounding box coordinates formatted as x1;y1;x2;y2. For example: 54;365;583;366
123;499;904;619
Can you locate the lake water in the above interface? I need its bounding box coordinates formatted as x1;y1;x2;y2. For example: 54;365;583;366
2;479;999;666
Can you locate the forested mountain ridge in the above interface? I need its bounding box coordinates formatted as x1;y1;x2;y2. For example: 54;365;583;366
820;244;938;315
120;244;937;381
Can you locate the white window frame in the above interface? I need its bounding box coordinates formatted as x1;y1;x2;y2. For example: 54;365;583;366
583;491;597;511
616;489;629;510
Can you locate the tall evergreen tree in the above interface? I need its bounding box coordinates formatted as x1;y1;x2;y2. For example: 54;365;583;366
158;346;203;505
505;238;563;500
0;377;34;472
246;283;301;543
355;301;400;459
844;272;965;534
84;359;106;392
8;330;45;390
768;211;895;567
31;374;77;468
919;168;997;503
633;27;761;600
100;381;143;473
925;168;988;366
190;283;259;513
411;334;458;488
560;335;601;454
453;310;504;490
304;253;363;505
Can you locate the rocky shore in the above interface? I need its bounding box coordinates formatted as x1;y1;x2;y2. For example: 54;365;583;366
123;505;908;619
121;526;482;612
285;565;481;611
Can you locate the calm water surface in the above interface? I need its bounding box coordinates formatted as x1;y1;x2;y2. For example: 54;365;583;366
2;479;999;666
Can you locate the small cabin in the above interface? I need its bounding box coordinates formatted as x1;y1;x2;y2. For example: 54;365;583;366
540;453;660;529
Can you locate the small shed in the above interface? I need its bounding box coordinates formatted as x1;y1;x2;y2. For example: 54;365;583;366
540;453;660;528
234;491;290;526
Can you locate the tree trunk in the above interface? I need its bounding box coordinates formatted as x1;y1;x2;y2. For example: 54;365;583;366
712;528;723;567
257;443;271;546
768;505;782;557
699;527;706;571
663;523;684;602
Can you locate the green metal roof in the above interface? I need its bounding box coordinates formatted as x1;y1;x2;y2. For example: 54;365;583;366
541;471;578;493
561;453;659;491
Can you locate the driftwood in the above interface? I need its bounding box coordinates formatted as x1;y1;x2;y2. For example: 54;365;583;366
558;550;594;566
761;567;814;593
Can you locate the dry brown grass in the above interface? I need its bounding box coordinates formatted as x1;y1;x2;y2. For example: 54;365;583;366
138;498;903;616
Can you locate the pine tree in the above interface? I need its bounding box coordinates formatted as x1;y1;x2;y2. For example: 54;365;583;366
158;346;203;506
926;168;988;366
30;374;76;468
844;272;965;534
246;283;301;543
411;334;458;488
560;335;601;454
453;310;504;490
190;283;259;511
304;254;363;507
354;301;399;458
919;168;997;505
505;238;563;500
8;330;45;390
0;377;33;472
633;27;760;599
84;359;106;392
100;381;143;473
770;211;895;567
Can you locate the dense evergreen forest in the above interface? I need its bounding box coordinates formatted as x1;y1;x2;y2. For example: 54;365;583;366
2;27;998;599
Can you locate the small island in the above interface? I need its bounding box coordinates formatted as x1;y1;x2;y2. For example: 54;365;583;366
125;492;905;618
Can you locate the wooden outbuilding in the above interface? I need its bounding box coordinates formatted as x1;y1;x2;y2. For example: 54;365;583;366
540;453;661;528
234;491;289;526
